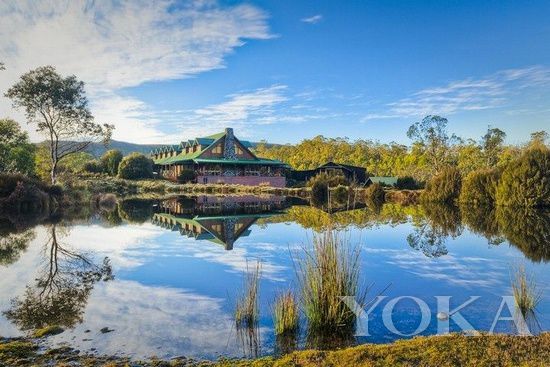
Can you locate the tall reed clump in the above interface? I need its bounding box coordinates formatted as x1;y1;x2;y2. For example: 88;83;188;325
511;265;542;319
235;261;261;329
297;230;365;334
273;291;299;336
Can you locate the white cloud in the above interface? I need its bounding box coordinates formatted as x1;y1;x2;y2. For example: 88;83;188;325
363;65;550;121
0;0;272;143
301;14;323;24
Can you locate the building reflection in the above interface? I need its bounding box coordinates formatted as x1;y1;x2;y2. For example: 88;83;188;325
151;195;290;250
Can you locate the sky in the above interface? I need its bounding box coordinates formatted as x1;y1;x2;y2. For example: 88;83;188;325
0;0;549;145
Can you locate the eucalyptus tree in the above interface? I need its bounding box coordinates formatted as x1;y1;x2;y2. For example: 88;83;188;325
482;127;507;167
5;66;113;184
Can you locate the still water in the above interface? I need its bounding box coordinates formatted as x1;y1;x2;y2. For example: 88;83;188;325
1;195;549;360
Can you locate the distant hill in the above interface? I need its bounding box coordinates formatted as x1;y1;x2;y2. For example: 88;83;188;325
36;140;282;158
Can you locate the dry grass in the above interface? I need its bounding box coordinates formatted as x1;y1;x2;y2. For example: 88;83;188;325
235;261;261;329
273;291;299;336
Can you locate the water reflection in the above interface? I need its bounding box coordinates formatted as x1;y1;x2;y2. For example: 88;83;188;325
0;194;548;359
3;224;113;331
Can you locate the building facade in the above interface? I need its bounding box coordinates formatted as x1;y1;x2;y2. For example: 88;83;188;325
151;128;288;187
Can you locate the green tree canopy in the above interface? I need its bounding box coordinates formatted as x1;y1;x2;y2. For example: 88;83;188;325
5;66;113;184
482;127;507;167
101;149;123;176
0;118;36;176
117;153;154;179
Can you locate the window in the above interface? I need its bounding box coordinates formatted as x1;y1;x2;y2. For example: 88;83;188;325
235;144;244;155
213;145;222;154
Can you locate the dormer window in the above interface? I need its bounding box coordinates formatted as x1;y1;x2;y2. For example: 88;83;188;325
235;144;244;155
213;145;222;154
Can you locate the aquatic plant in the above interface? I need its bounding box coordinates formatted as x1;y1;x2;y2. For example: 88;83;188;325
296;230;366;334
273;291;299;336
235;261;261;329
511;265;542;318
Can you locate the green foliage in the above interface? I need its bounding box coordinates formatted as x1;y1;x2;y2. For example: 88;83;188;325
177;169;196;183
459;168;500;206
5;66;113;183
0;118;36;176
421;166;462;204
100;149;123;176
495;146;550;207
365;183;385;205
117;153;154;179
482;127;506;167
83;160;104;174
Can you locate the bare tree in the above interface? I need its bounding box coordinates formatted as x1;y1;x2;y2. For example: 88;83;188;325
5;66;113;183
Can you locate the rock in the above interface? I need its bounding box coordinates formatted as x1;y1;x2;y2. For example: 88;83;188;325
100;327;114;334
437;312;449;320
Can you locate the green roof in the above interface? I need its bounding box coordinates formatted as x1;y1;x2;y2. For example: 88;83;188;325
152;129;284;166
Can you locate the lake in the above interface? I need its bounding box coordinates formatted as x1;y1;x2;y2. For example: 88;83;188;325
1;194;549;360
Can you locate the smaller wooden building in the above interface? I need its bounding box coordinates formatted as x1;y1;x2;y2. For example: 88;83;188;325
291;161;369;184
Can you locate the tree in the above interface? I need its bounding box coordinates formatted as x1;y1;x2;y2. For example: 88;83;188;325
482;127;506;167
407;115;457;173
0;118;36;176
101;149;123;176
117;153;154;179
459;168;500;206
421;166;462;204
529;131;549;148
5;66;113;184
495;146;550;207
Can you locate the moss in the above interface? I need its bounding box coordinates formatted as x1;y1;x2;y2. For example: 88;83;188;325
0;340;38;358
33;325;64;338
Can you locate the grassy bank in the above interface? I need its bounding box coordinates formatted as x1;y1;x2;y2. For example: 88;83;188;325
1;333;549;366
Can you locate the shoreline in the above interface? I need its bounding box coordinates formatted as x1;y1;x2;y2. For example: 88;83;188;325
1;333;549;366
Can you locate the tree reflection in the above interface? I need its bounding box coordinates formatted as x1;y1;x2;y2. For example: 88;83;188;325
460;204;504;245
0;228;35;266
4;224;113;330
407;203;463;258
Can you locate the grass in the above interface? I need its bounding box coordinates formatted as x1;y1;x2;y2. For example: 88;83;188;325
273;291;299;336
32;325;64;338
2;333;550;366
235;261;261;329
511;265;542;320
296;230;366;335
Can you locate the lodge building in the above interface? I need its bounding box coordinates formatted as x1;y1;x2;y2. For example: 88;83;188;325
151;128;288;187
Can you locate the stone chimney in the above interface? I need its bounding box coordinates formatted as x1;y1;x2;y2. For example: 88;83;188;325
223;127;236;159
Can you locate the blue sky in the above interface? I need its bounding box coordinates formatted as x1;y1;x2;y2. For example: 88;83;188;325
0;0;549;144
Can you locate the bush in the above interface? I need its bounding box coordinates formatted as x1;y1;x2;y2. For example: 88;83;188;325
101;149;123;176
396;176;421;190
83;160;104;174
495;147;550;207
331;185;350;206
459;168;500;206
364;183;385;205
117;153;154;180
421;166;462;204
177;169;196;183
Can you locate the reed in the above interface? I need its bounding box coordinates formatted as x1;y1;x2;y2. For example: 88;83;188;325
273;291;299;335
235;261;261;329
296;230;365;334
511;265;542;318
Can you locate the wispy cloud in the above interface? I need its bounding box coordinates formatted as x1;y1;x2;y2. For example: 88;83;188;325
362;65;550;122
0;0;272;143
301;14;323;24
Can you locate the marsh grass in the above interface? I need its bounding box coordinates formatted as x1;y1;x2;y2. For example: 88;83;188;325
273;291;299;336
511;265;542;334
235;261;261;329
296;230;367;335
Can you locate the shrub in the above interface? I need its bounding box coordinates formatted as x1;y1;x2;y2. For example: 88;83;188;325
331;185;350;206
364;183;385;205
396;176;421;190
177;169;196;183
117;153;154;180
101;149;123;176
495;146;550;207
83;160;104;174
459;168;500;206
421;166;462;204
